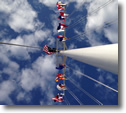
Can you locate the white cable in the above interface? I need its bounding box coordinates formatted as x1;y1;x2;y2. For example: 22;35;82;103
67;87;83;105
68;78;103;105
67;66;118;93
66;0;114;31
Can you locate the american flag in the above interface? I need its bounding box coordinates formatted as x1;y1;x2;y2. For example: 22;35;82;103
43;45;55;55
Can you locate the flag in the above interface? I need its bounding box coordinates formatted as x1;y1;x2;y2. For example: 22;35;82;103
57;84;67;91
56;64;65;70
57;35;64;41
60;12;69;17
59;23;68;27
57;4;65;11
43;45;55;55
58;16;65;21
57;23;68;32
57;24;64;32
56;2;66;11
57;35;64;38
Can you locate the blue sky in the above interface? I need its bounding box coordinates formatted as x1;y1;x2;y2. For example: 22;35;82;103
0;0;118;105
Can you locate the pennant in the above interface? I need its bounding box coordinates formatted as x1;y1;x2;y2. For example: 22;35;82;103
57;4;65;11
60;12;69;17
57;35;64;38
57;23;68;32
59;23;68;27
56;2;66;11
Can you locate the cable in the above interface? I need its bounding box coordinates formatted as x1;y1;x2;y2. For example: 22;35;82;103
69;18;118;41
66;0;114;31
64;95;70;105
67;87;83;105
68;0;86;18
67;78;103;105
0;42;42;49
67;66;118;93
66;0;112;31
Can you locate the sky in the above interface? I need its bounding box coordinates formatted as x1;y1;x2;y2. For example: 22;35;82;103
0;0;118;105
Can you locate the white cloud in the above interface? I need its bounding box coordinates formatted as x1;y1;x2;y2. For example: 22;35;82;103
0;0;38;32
17;92;25;101
20;69;40;91
0;46;20;79
20;55;57;94
0;0;57;105
104;23;118;43
19;55;58;104
85;0;118;45
1;28;54;60
0;80;16;105
39;0;58;8
16;91;32;103
68;0;86;9
68;43;77;49
38;0;86;10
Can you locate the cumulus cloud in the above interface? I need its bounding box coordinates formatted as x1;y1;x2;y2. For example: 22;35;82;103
0;46;20;80
20;55;57;91
0;0;57;105
67;0;86;9
0;28;54;60
51;14;59;35
19;55;58;104
39;0;86;10
0;0;38;32
70;0;118;46
0;80;16;105
68;43;77;49
39;0;58;8
84;0;118;45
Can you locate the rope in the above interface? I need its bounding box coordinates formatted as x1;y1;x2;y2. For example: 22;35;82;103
64;95;70;105
104;18;118;27
69;18;118;40
67;66;118;93
68;0;86;18
66;0;114;31
0;42;42;49
67;87;83;105
67;78;103;105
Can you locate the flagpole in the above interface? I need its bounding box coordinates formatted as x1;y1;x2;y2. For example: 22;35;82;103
63;6;66;95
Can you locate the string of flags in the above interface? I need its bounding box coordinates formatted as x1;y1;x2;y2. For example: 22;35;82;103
43;1;69;103
52;1;68;103
42;1;69;103
43;1;69;56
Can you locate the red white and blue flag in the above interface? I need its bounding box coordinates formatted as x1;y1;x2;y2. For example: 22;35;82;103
57;35;64;38
57;4;65;11
43;45;55;55
60;12;69;17
57;23;68;32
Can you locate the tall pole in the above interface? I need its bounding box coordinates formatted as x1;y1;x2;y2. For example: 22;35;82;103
60;44;118;74
63;6;66;95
